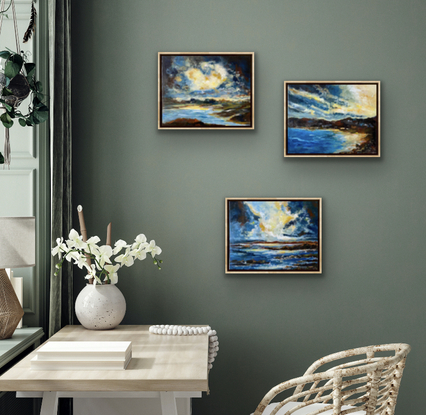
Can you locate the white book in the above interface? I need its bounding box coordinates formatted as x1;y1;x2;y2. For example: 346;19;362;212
31;352;132;371
35;341;132;361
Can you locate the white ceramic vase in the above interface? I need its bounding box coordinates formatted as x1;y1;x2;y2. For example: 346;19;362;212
75;283;126;330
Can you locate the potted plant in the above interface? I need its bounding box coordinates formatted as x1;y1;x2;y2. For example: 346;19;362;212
0;49;48;164
0;0;48;164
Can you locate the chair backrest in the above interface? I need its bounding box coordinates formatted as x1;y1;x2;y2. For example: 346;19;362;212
254;343;411;415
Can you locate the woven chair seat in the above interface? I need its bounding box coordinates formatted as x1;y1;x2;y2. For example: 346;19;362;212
252;402;365;415
252;344;410;415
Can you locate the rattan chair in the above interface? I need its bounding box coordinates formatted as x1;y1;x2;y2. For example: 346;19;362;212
252;344;410;415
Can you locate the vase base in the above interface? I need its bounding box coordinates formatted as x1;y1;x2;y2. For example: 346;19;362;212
75;284;126;330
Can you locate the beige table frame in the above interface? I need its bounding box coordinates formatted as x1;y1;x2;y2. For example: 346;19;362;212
0;325;209;415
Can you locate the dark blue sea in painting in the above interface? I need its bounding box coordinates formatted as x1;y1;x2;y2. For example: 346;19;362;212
287;128;366;154
229;242;319;272
227;200;320;272
162;107;239;126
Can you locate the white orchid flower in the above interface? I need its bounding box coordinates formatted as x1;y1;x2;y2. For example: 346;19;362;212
98;245;113;268
147;240;162;258
52;228;162;285
65;250;81;264
104;264;120;284
51;237;67;259
68;229;86;249
75;253;89;269
115;248;135;267
131;247;147;261
85;236;101;256
113;239;128;255
85;264;102;285
132;234;149;250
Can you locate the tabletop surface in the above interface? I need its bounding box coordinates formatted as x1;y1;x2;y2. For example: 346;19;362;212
0;325;209;392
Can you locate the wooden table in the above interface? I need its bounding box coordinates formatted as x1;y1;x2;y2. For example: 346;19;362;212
0;325;209;415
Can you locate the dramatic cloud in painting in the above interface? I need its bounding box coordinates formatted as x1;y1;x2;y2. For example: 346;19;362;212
285;82;380;156
227;199;321;273
229;200;319;243
162;55;251;101
287;84;377;121
159;54;253;128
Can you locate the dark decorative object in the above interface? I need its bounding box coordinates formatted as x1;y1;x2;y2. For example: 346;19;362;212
23;1;37;43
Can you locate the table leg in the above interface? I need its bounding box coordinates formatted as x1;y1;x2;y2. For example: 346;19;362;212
40;392;59;415
160;391;178;415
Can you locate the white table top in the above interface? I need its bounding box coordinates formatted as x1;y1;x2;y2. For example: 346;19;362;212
0;325;209;392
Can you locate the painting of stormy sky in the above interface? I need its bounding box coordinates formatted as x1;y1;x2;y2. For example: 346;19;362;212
285;82;379;156
287;83;377;121
162;54;252;101
229;200;320;243
227;199;321;273
159;53;253;128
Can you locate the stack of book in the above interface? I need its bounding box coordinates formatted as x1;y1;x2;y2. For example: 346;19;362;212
31;341;132;370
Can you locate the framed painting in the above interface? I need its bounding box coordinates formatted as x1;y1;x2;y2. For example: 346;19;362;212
284;81;380;157
158;52;254;129
225;198;322;274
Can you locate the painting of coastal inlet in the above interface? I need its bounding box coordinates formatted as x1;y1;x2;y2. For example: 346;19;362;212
158;53;254;129
284;82;380;157
226;198;322;274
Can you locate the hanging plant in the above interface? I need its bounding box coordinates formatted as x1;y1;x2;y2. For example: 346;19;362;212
0;49;48;129
0;0;48;165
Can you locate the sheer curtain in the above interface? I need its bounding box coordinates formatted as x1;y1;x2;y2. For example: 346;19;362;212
48;0;73;338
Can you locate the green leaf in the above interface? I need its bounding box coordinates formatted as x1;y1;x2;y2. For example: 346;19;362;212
0;152;4;164
1;112;10;122
24;63;36;78
33;109;49;123
4;60;20;79
10;53;24;67
0;112;13;128
18;118;27;127
36;92;44;101
38;104;49;113
2;87;13;96
35;81;43;92
0;51;11;59
3;103;12;112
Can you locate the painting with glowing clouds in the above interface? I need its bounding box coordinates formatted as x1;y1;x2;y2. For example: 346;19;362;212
284;81;380;157
159;53;254;129
226;198;322;274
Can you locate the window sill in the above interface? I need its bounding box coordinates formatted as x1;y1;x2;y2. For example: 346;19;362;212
0;327;44;371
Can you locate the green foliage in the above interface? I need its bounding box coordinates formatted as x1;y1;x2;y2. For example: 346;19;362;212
0;152;4;164
0;49;48;129
0;50;11;59
0;112;13;128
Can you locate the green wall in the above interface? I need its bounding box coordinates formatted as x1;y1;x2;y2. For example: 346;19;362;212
71;1;426;413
